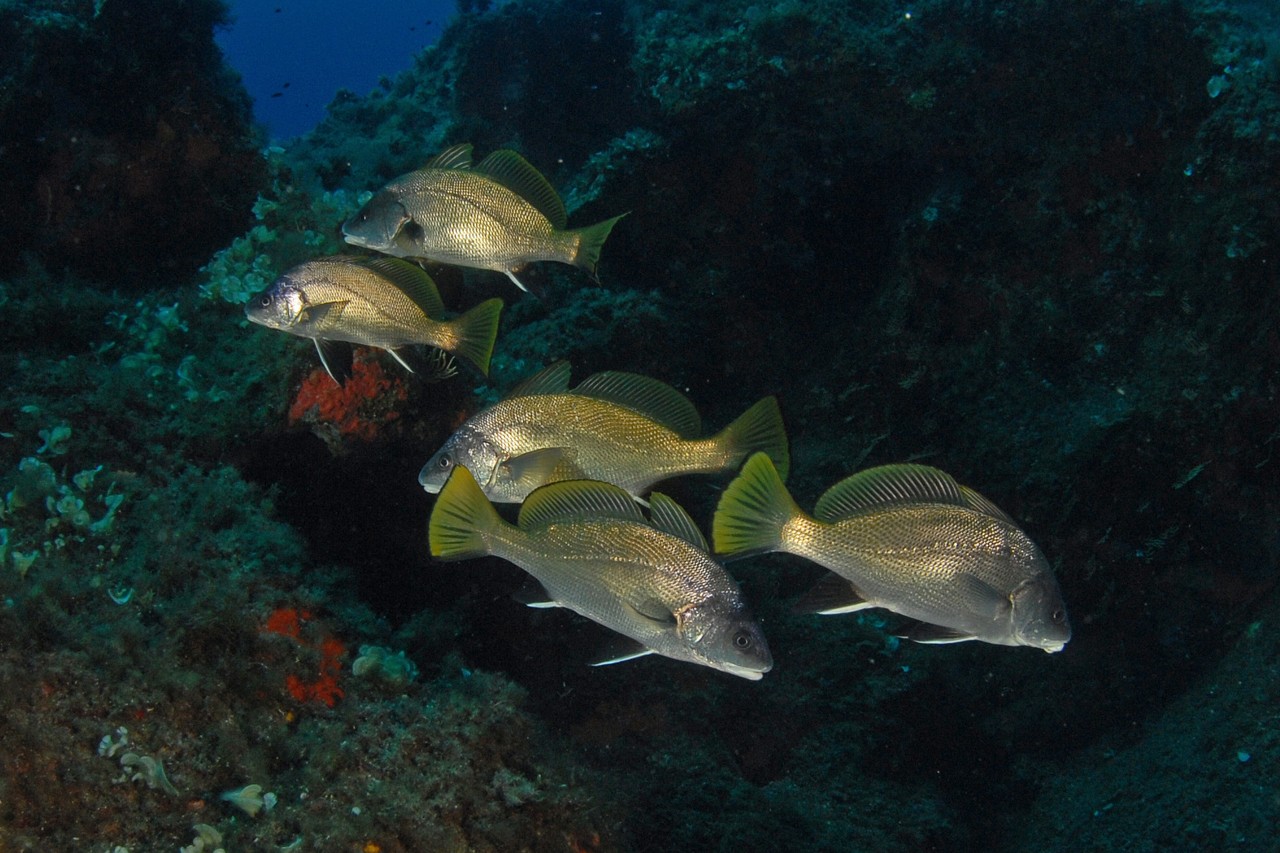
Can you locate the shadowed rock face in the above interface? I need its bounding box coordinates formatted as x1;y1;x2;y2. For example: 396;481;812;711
0;0;266;288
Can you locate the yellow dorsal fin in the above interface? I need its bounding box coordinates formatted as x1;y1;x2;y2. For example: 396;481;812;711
517;479;645;531
959;485;1016;524
647;492;708;551
475;149;567;229
572;371;701;437
359;256;446;318
813;464;965;522
508;360;573;398
424;142;474;170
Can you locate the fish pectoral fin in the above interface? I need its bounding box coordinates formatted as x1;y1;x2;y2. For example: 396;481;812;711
301;300;349;328
590;636;656;667
793;573;875;615
502;448;580;491
512;578;560;608
314;338;355;384
898;621;979;645
629;597;678;626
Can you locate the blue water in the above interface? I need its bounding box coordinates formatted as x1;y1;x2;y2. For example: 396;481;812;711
216;0;456;140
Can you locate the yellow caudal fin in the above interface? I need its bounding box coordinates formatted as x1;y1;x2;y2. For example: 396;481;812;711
712;452;801;560
441;298;503;377
715;396;790;482
569;213;628;281
429;466;504;560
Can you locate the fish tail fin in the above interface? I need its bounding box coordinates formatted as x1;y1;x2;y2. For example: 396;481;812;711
429;466;504;561
569;213;628;281
440;298;503;377
713;452;801;560
714;396;790;482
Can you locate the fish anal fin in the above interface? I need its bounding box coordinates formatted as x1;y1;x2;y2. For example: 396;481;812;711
314;338;354;384
794;573;875;615
513;577;560;608
590;637;655;667
898;621;979;645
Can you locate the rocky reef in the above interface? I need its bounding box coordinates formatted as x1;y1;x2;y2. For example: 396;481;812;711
1;0;1277;849
0;0;264;287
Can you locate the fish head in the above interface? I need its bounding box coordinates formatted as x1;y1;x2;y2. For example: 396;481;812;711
342;189;416;254
419;426;503;496
1008;576;1072;653
677;601;773;680
244;276;306;331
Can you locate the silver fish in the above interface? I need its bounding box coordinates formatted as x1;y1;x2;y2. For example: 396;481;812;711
430;465;773;680
714;453;1071;652
342;143;625;292
418;360;790;503
245;255;502;383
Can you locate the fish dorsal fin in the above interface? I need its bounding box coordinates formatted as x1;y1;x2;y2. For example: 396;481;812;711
424;142;474;170
959;485;1016;524
647;492;709;551
517;479;645;530
814;464;965;522
508;360;573;398
475;149;567;230
360;257;446;318
572;372;702;437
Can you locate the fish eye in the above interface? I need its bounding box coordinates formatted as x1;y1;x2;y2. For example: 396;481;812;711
733;631;753;649
437;455;453;469
258;293;273;307
1052;609;1065;622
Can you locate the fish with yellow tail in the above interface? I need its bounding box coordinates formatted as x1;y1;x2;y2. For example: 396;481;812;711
429;466;773;680
713;453;1071;652
342;143;626;293
245;255;503;384
418;361;790;503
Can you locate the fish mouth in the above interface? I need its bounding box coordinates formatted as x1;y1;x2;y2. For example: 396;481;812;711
341;230;372;248
721;662;769;681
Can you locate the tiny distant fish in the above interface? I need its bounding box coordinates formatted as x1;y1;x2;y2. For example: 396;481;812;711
418;360;790;502
429;465;773;680
245;255;502;384
713;454;1071;652
342;143;626;292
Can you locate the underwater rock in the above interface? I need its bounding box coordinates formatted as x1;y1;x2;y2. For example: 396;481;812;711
0;0;265;288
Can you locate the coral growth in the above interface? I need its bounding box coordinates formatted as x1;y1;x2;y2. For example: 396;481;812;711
287;351;410;447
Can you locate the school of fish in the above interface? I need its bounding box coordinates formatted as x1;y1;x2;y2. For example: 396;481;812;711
245;143;1072;680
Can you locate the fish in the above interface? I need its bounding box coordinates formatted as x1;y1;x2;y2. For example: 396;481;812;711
341;143;626;292
418;360;790;503
713;453;1071;653
429;465;773;680
245;255;503;383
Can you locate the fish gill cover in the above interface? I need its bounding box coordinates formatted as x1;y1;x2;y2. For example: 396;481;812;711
0;0;1278;850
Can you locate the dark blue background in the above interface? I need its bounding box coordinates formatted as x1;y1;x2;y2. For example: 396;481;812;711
216;1;456;140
